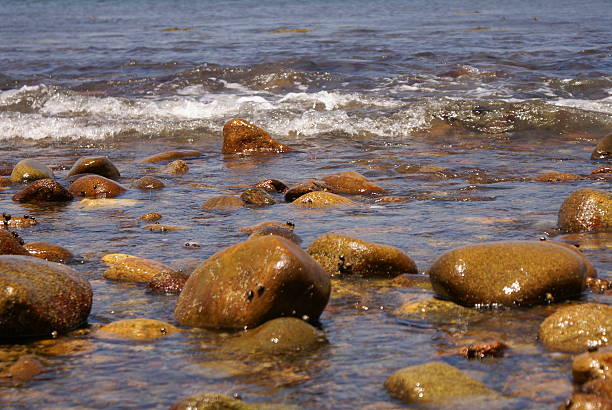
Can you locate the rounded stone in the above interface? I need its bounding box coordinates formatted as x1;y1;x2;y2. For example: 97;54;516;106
140;150;201;163
163;160;188;175
140;212;162;222
558;393;612;410
292;191;354;208
102;254;179;283
591;134;612;160
175;235;330;330
170;393;255;410
533;172;582;183
133;176;165;190
307;233;417;278
0;215;38;229
240;188;276;208
384;361;496;403
0;255;92;338
322;171;385;195
539;303;612;353
201;195;244;211
239;221;295;234
254;178;288;193
582;379;612;401
428;241;589;307
12;179;73;203
24;242;73;263
558;189;612;233
0;355;45;382
146;271;189;295
96;318;178;340
248;226;302;245
67;156;120;180
0;230;29;256
284;180;331;202
68;175;127;198
572;346;612;385
10;159;54;183
222;118;292;154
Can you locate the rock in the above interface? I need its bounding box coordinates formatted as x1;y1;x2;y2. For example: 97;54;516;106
0;255;92;338
548;241;597;278
163;160;189;175
592;134;612;160
384;361;496;403
222;118;292;154
68;175;127;198
254;178;288;193
375;196;410;203
428;241;589;307
239;221;295;234
0;176;11;186
24;242;73;263
592;166;612;176
140;212;162;222
394;298;479;323
133;176;165;190
10;159;54;183
533;172;582;182
170;393;256;410
102;254;179;283
539;304;612;352
225;317;327;354
249;226;302;245
96;318;178;340
558;189;612;233
292;191;355;208
143;224;188;232
572;347;612;384
457;341;508;359
201;195;244;211
141;150;201;163
284;180;331;202
67;156;120;180
0;214;38;229
559;393;612;410
240;188;276;207
582;380;612;401
146;271;189;295
11;179;73;203
307;233;417;278
175;236;330;330
322;171;385;195
0;230;29;255
0;355;45;382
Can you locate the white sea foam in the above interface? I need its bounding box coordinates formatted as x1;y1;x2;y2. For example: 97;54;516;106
551;97;612;115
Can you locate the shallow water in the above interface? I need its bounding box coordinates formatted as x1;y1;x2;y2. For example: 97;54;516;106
0;0;611;408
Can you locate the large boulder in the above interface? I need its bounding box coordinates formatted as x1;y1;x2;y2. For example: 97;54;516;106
222;118;292;154
558;189;612;233
307;233;417;278
68;175;127;198
0;255;92;338
428;241;589;307
67;156;120;180
10;159;53;183
175;236;330;330
12;179;73;203
591;134;612;160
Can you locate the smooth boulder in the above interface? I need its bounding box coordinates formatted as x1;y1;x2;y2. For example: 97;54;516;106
24;242;73;263
0;230;30;256
133;176;165;190
558;189;612;233
0;255;92;338
141;150;201;163
102;254;178;283
12;179;73;203
10;159;53;183
222;118;292;154
96;318;178;340
201;195;244;211
292;191;354;208
175;236;330;329
572;346;612;384
67;156;120;180
591;134;612;160
428;241;589;307
69;175;127;198
322;171;385;195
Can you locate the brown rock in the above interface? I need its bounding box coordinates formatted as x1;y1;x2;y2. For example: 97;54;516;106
394;298;479;324
222;118;292;154
141;150;201;163
239;221;295;234
24;242;73;263
163;160;188;175
292;191;355;208
102;254;179;283
249;226;302;245
582;380;612;401
201;195;244;211
133;176;165;190
558;189;612;233
572;347;612;384
12;178;73;203
307;233;417;278
591;166;612;175
548;241;597;278
322;171;385;195
254;178;288;193
539;303;612;352
533;172;582;182
170;393;256;410
592;134;612;160
10;159;54;183
0;176;11;187
67;156;120;180
284;180;331;202
0;214;38;229
175;236;330;329
146;271;189;295
457;341;508;359
96;318;178;340
375;196;410;203
68;175;127;198
559;393;612;410
0;230;29;256
240;188;275;207
140;212;162;222
0;355;45;382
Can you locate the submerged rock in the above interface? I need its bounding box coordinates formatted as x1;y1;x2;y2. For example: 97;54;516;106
0;230;29;256
558;393;612;410
10;159;53;183
384;361;496;403
133;176;165;190
532;172;582;183
539;303;612;352
394;298;479;323
572;346;612;385
0;355;45;382
67;156;120;180
240;188;276;207
68;175;127;198
591;134;612;160
222;118;292;154
558;189;612;233
146;270;189;295
248;226;302;245
322;171;385;195
96;318;178;340
0;255;92;338
175;236;330;330
284;180;331;202
239;221;295;234
292;191;354;208
201;195;244;211
170;393;256;410
163;159;189;175
141;150;201;163
254;178;288;193
307;233;417;278
12;179;73;203
24;242;73;263
102;254;179;283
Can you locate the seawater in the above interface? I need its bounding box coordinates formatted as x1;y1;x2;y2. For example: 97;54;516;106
0;0;610;408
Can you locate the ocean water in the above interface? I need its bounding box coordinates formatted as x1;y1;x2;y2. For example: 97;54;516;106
0;0;611;408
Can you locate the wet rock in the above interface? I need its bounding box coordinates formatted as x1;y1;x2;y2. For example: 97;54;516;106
225;317;327;354
586;277;611;294
102;254;179;283
539;304;612;352
591;134;612;160
558;189;612;233
175;236;330;330
533;172;582;183
0;214;38;229
559;393;612;410
67;156;120;180
141;150;201;163
457;341;508;359
96;318;178;340
163;159;189;175
254;178;288;193
11;179;73;203
428;241;589;307
0;176;11;187
548;241;598;278
239;221;295;234
292;191;354;208
68;175;127;198
307;233;417;278
0;230;29;255
284;180;331;202
10;159;53;183
375;196;410;203
240;188;276;207
394;298;479;323
0;355;45;382
170;393;256;410
133;176;165;190
322;171;385;195
24;242;73;263
201;195;244;211
591;166;612;176
249;226;302;245
140;212;162;222
143;224;188;232
384;361;496;403
222;118;292;154
582;380;612;401
146;271;189;295
0;255;92;338
572;347;612;384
